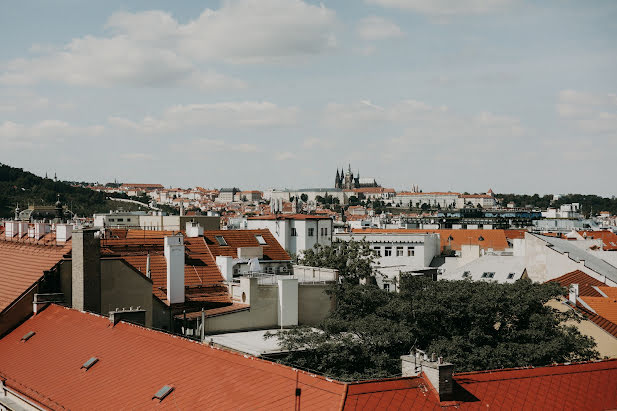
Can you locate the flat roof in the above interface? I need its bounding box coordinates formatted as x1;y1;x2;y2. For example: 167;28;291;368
208;329;290;357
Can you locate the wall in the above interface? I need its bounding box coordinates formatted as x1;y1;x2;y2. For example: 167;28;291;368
100;259;154;327
139;215;220;231
204;279;331;333
0;285;37;337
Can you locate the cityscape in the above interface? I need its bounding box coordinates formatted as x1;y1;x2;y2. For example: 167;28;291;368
1;1;616;410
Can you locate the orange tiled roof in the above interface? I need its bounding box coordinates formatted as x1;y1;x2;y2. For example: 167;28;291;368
581;293;617;324
204;229;291;261
351;229;509;251
578;230;617;251
504;229;527;240
0;236;71;313
3;305;617;410
548;270;608;297
247;214;332;221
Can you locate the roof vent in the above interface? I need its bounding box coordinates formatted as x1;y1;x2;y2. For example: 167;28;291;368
153;385;174;401
21;331;35;341
81;357;99;370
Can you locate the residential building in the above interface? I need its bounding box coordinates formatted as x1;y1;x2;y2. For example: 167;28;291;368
334;231;440;291
138;214;220;231
216;188;239;203
246;214;333;255
93;210;146;228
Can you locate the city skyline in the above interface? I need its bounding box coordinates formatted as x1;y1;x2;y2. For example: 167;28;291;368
1;0;615;195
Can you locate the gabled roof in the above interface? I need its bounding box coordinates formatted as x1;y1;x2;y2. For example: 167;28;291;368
3;305;617;410
0;236;71;313
579;289;617;324
548;270;608;297
203;229;291;261
248;214;332;221
578;230;617;251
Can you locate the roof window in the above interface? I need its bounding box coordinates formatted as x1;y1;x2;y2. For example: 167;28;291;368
81;357;99;370
481;272;495;279
507;273;515;279
215;235;228;246
153;385;174;401
255;235;267;245
21;331;35;341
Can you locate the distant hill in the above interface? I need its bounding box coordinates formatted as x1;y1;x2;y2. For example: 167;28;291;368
0;163;127;218
496;193;617;217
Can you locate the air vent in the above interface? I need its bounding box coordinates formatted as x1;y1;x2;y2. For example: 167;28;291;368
82;357;99;370
21;331;35;341
153;385;174;401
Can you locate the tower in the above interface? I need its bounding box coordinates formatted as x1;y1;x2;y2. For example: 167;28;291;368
335;169;341;189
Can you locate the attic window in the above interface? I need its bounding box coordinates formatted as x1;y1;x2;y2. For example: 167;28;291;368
481;272;495;279
81;357;99;370
21;331;35;341
215;235;228;246
462;271;471;278
255;235;267;245
153;385;174;401
507;273;515;279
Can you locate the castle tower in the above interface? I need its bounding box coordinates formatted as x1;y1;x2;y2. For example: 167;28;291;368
335;169;341;189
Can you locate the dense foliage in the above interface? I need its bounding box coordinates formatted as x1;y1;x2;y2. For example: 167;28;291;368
0;163;171;217
268;243;599;380
497;193;617;217
300;239;379;283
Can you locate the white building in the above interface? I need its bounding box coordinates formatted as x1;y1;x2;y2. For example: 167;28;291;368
542;203;581;219
395;192;460;208
269;188;347;205
93;211;147;228
246;214;333;256
334;231;440;291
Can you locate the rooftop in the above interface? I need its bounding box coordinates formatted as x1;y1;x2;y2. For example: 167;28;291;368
351;229;509;251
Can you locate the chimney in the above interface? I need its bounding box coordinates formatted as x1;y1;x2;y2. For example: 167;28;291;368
56;224;73;243
164;235;185;304
18;221;29;238
4;221;18;238
277;278;298;327
34;222;50;239
216;255;234;282
401;352;454;400
185;221;204;238
146;252;151;279
109;307;146;326
72;228;101;313
569;283;579;305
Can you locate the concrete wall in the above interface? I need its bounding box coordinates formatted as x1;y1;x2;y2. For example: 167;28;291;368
0;285;37;337
204;278;331;333
100;259;154;327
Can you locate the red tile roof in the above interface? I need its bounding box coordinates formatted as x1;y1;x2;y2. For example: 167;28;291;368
578;230;617;251
248;213;332;221
203;229;291;261
579;294;617;324
3;305;617;410
504;229;527;240
548;270;608;297
351;229;509;251
0;237;71;313
576;304;617;338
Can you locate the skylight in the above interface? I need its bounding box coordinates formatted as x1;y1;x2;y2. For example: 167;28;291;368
82;357;99;370
215;235;228;246
153;385;174;401
21;331;35;341
255;235;267;245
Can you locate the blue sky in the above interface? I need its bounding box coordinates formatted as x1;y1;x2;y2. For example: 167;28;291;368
1;0;615;195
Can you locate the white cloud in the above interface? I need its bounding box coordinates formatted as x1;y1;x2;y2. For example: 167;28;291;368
303;137;334;149
356;16;403;40
275;151;296;161
0;0;337;88
365;0;513;16
174;138;260;154
110;101;299;133
120;153;156;161
557;90;617;136
0;120;104;148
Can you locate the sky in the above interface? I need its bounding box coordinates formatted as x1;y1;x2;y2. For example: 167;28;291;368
0;0;615;195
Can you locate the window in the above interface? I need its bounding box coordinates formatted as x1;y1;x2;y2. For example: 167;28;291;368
396;246;404;257
127;218;131;222
384;246;392;257
408;247;415;257
109;218;115;222
117;218;124;222
372;246;381;256
320;227;328;236
462;271;471;278
482;272;495;279
383;283;390;291
291;228;297;237
507;272;515;279
308;228;314;237
255;235;267;245
215;235;228;246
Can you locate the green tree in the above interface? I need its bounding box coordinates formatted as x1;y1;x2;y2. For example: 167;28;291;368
269;276;598;380
300;239;379;283
300;193;308;202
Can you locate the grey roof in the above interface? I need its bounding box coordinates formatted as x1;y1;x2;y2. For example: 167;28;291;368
534;234;617;283
439;255;526;283
208;329;289;357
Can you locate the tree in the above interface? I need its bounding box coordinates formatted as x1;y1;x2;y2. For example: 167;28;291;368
300;193;308;202
268;276;598;380
300;239;379;283
348;196;360;206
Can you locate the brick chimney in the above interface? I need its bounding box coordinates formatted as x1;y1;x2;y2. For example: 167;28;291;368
401;352;454;400
72;228;101;313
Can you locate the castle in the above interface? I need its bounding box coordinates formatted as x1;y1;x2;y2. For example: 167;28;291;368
334;165;379;190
